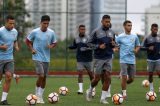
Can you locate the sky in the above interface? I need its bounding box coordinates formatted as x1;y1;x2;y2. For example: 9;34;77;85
127;0;160;34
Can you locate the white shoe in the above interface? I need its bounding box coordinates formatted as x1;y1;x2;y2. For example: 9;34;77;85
37;97;45;104
106;93;111;97
100;99;109;104
86;89;92;101
77;90;83;94
159;87;160;93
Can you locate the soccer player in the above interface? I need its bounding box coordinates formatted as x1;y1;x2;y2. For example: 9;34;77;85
0;15;19;105
26;15;57;104
86;15;116;104
141;23;160;91
68;25;94;94
116;20;140;99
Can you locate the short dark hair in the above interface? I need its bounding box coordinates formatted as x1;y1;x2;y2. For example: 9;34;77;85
123;20;132;26
79;25;85;28
5;15;14;21
102;15;110;20
151;23;158;28
41;15;50;22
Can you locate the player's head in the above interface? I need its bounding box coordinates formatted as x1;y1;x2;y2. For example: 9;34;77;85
78;25;85;37
101;15;111;29
151;23;158;36
123;20;132;33
40;15;50;32
5;15;15;30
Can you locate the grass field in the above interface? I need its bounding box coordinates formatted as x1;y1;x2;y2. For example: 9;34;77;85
2;76;160;106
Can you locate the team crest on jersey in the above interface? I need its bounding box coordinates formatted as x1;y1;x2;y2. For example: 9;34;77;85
130;38;135;42
82;38;87;43
107;31;113;38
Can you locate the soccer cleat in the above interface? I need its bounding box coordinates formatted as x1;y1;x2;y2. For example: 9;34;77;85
77;90;83;94
100;99;109;104
0;100;11;105
15;75;20;84
37;97;45;104
122;95;127;100
86;89;92;101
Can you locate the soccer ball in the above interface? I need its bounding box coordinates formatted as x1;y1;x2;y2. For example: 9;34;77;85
59;86;69;96
112;94;123;105
146;91;157;101
142;80;149;87
48;92;59;104
25;94;37;105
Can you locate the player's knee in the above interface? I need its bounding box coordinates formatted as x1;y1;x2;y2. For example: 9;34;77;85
127;78;134;84
5;72;12;81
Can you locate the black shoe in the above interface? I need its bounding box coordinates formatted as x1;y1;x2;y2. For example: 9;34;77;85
0;100;11;105
77;92;83;94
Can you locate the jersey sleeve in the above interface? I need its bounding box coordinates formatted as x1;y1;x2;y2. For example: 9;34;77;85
68;39;77;49
87;30;99;49
51;31;57;44
135;35;140;46
27;31;35;42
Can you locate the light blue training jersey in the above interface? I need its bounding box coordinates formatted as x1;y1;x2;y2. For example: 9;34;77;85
0;26;18;60
27;28;57;62
116;33;140;64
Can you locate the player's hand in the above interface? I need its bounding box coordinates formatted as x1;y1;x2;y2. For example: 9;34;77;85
113;47;119;52
99;43;106;49
15;46;19;52
47;44;52;49
31;49;36;54
1;44;8;51
148;46;154;51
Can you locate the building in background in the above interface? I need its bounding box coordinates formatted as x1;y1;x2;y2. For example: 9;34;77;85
26;0;126;40
144;3;160;35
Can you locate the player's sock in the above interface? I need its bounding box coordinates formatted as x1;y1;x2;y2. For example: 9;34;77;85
78;83;83;92
122;90;127;97
39;87;44;98
149;83;154;91
1;92;8;101
100;90;107;100
35;87;40;96
108;85;111;93
0;80;2;85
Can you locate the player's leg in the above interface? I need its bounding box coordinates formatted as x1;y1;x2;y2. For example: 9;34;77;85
86;59;101;101
147;61;155;91
85;62;94;81
34;61;46;104
120;63;128;98
100;59;112;104
155;61;160;92
0;61;14;105
77;62;85;94
0;73;2;87
13;73;20;84
127;64;135;84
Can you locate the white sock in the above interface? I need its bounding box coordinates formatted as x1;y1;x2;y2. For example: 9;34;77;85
108;85;111;93
122;90;127;96
1;92;8;101
0;80;2;85
36;87;41;96
150;83;154;91
100;90;107;100
39;88;44;98
78;83;83;92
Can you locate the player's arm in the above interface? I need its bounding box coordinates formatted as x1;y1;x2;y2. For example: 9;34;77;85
68;39;77;49
47;32;57;49
140;37;148;51
0;44;8;51
14;41;19;51
26;38;36;54
134;35;140;54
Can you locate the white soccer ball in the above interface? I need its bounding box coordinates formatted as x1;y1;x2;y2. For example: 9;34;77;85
48;92;59;104
59;86;69;96
146;91;157;101
142;80;149;87
25;94;37;105
112;93;124;105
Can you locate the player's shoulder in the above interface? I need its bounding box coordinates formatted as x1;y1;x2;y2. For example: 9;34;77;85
117;33;125;38
12;28;18;33
47;28;55;33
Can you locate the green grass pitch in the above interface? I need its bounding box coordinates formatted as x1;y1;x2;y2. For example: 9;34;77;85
1;76;160;106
